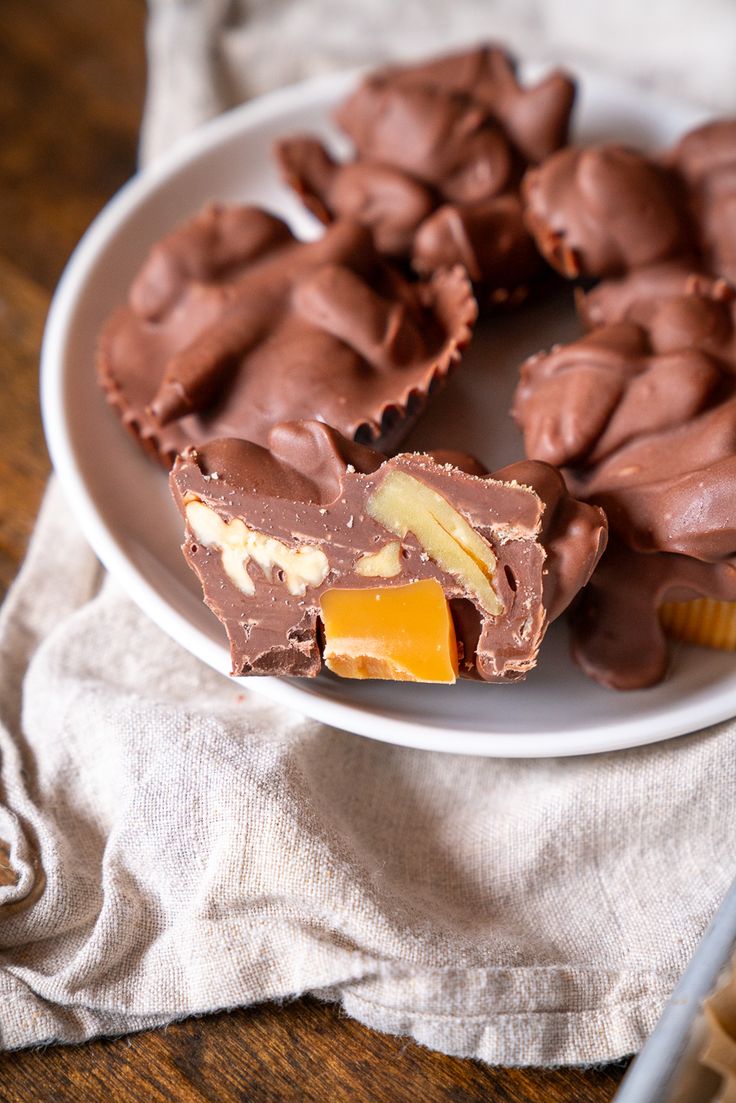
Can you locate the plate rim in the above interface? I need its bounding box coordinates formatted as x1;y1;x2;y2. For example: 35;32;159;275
40;64;736;758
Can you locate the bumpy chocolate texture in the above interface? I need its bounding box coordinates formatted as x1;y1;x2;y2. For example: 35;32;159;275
669;119;736;286
522;119;736;324
169;420;607;682
522;145;694;280
276;45;575;304
579;264;733;330
513;289;736;688
572;539;736;690
98;205;476;465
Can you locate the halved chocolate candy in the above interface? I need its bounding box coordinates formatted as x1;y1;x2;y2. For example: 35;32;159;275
170;420;607;683
98;205;476;465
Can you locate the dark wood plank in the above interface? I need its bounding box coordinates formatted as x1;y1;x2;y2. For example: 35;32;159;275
0;256;50;595
0;1;627;1097
0;0;148;594
0;999;626;1102
0;0;147;290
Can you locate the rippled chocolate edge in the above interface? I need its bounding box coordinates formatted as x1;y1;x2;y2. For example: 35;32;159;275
97;206;477;467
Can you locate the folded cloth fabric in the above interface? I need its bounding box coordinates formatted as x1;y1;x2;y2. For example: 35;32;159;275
2;0;736;1066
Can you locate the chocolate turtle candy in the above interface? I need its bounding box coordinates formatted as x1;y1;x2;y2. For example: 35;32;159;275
169;420;606;683
98;205;476;465
277;45;575;306
522;144;694;280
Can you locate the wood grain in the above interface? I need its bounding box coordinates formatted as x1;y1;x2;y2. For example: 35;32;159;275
0;999;627;1103
0;1;627;1097
0;255;50;594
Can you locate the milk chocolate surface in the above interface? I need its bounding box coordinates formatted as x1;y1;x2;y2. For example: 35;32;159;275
522;119;736;326
669;119;736;285
512;290;736;687
170;421;606;682
98;205;476;465
522;145;694;280
570;539;736;691
579;263;733;329
277;45;575;304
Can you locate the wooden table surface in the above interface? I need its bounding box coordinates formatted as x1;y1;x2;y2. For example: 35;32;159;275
0;2;628;1098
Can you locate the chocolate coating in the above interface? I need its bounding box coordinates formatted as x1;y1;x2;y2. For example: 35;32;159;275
570;539;736;691
336;78;515;202
514;301;736;552
275;139;436;256
579;262;733;329
522;145;693;279
98;205;476;465
513;291;736;688
366;46;575;165
170;421;606;681
524;117;736;328
276;45;575;302
412;193;540;303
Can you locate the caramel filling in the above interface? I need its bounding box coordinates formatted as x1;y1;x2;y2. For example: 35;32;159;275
320;579;458;683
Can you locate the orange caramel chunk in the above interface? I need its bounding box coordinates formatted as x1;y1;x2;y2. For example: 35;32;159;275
320;579;459;683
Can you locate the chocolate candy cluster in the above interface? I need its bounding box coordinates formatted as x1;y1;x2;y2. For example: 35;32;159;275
277;45;575;305
515;122;736;687
523;119;736;326
171;421;605;682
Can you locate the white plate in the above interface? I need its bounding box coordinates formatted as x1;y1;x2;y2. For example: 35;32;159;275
41;64;736;757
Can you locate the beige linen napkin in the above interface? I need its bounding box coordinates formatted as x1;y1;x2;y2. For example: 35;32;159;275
2;0;736;1067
